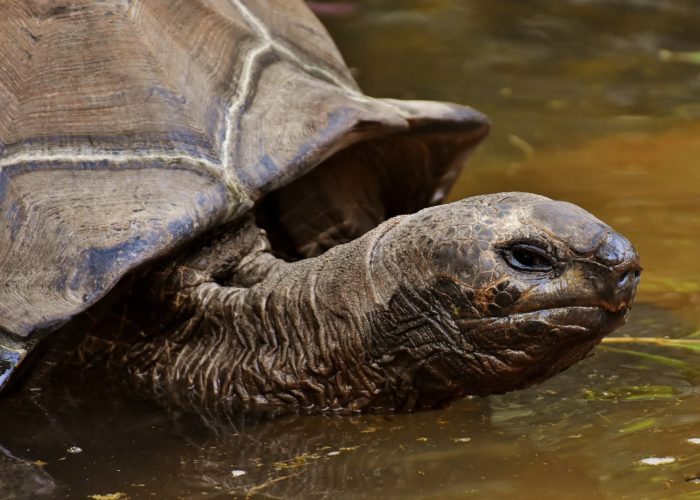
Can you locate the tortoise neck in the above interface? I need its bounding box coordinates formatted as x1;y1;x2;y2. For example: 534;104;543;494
123;222;413;416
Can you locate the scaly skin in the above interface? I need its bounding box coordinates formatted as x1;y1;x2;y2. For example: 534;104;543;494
84;192;640;416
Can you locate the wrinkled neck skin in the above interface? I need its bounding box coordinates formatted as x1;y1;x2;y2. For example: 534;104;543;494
122;216;430;416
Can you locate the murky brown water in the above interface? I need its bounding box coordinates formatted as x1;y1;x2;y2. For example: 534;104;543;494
3;1;700;498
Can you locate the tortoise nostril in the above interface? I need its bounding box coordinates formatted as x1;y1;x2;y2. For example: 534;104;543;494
616;266;641;292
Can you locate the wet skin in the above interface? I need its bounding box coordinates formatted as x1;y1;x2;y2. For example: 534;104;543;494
84;192;640;416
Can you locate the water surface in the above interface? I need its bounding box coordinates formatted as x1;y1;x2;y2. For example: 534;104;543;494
2;1;700;498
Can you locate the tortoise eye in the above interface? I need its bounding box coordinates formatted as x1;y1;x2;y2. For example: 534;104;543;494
502;244;554;272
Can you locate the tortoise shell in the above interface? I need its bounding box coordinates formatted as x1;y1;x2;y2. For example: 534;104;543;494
0;0;489;387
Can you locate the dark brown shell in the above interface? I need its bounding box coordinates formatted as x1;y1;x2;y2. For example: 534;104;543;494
0;0;488;374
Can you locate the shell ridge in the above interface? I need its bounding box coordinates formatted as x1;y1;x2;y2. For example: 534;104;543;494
230;0;357;93
220;37;273;181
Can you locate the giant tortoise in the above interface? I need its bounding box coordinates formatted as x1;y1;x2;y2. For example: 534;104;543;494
0;0;640;415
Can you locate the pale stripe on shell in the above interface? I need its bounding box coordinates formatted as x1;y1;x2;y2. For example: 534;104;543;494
0;0;377;200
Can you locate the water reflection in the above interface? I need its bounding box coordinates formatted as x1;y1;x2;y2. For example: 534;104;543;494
2;305;698;498
0;446;55;498
3;0;700;498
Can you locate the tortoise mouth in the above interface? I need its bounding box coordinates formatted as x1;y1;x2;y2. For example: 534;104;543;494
440;306;626;398
455;305;628;339
489;306;628;337
410;306;621;403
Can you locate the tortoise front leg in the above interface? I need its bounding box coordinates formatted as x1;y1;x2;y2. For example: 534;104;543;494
149;216;287;299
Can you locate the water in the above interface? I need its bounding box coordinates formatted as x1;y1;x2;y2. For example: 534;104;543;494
2;0;700;498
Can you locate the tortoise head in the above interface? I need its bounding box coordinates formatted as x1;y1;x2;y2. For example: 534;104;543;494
368;192;640;410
